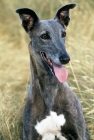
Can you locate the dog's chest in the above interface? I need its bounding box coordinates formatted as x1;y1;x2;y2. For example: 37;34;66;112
42;87;58;110
35;111;67;140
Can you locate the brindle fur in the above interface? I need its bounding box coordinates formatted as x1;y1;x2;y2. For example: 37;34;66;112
16;3;90;140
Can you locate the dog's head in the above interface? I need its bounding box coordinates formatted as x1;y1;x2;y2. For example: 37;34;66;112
16;4;76;83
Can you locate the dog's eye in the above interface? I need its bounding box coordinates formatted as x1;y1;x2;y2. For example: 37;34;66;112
62;32;66;38
41;34;50;39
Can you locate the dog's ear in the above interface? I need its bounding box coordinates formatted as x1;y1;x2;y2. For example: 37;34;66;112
16;8;39;32
54;3;76;27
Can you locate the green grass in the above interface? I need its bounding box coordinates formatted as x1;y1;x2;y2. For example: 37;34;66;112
0;0;94;139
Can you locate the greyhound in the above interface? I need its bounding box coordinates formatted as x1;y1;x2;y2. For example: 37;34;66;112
16;3;90;140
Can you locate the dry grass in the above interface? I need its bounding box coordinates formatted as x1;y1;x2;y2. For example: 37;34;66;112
0;0;94;140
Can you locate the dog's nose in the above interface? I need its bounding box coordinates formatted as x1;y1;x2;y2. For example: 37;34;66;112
59;55;70;64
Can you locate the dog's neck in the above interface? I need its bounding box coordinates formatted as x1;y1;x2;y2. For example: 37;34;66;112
29;54;61;110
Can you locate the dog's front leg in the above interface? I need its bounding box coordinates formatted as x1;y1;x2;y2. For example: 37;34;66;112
22;99;39;140
22;126;40;140
22;102;33;140
22;88;46;140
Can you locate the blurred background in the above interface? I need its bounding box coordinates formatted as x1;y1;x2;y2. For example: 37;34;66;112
0;0;94;139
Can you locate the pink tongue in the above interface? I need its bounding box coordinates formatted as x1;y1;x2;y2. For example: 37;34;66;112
53;65;68;83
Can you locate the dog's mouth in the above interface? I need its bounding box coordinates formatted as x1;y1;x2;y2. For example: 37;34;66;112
41;52;53;68
41;52;68;83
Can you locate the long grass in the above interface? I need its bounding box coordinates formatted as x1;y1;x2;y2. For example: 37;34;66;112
0;0;94;140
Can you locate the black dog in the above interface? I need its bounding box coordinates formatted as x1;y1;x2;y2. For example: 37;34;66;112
16;3;90;140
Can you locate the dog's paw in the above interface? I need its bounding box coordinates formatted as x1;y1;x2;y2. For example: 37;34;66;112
42;133;67;140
